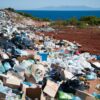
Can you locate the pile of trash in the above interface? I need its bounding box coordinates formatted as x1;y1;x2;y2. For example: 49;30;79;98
0;10;100;100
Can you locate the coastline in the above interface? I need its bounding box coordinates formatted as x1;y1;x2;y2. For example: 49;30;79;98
17;10;100;20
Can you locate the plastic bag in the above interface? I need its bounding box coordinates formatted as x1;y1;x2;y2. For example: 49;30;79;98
58;91;73;100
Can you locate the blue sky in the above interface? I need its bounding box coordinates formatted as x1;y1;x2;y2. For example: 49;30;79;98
0;0;100;10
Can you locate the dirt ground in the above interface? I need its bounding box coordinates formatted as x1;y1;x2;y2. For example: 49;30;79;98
43;27;100;55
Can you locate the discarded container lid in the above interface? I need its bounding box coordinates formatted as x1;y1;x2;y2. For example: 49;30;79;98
39;52;49;61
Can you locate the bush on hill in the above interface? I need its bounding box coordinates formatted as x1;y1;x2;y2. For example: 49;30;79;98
5;8;100;27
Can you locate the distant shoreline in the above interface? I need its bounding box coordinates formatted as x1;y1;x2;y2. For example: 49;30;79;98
17;10;100;11
17;10;100;20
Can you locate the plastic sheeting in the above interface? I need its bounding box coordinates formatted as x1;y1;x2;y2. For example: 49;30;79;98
3;62;11;71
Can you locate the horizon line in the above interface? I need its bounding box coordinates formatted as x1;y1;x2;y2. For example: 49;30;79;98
16;9;100;11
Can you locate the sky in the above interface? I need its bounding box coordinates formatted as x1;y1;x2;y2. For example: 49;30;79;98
0;0;100;10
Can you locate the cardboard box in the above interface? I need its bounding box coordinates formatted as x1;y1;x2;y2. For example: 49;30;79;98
40;93;46;100
92;62;100;69
24;73;36;83
0;74;8;80
76;90;95;100
0;74;8;85
0;92;6;100
21;82;42;100
4;73;22;88
43;80;59;98
61;69;74;80
26;87;41;100
21;83;29;100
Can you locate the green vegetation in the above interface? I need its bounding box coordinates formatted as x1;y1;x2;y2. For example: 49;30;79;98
51;16;100;28
5;7;50;22
80;16;100;25
5;8;15;12
77;21;88;28
17;12;50;22
17;12;39;21
67;17;78;25
5;8;100;28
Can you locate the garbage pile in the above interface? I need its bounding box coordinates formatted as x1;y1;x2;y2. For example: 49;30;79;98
0;10;100;100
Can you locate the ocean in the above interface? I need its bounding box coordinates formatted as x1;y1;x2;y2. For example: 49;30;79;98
17;10;100;20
